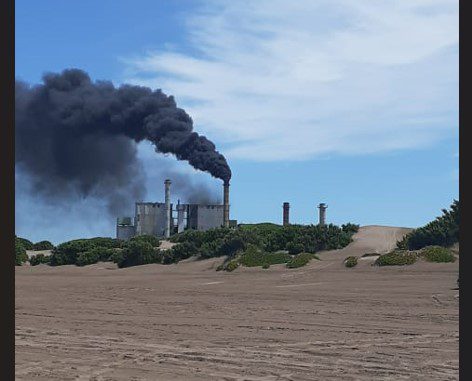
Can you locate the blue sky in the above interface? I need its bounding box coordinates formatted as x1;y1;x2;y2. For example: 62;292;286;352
15;0;458;243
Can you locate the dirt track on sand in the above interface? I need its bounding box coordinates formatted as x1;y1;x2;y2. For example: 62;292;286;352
15;226;459;380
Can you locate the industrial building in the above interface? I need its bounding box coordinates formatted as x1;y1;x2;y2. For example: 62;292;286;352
116;180;232;240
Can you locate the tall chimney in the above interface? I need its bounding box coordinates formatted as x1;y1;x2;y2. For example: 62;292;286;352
283;202;290;226
318;203;327;226
164;179;171;238
223;182;230;228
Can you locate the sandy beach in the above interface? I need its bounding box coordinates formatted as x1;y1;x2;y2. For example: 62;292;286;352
15;226;459;380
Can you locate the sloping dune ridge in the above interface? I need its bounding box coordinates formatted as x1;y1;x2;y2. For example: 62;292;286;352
15;226;459;380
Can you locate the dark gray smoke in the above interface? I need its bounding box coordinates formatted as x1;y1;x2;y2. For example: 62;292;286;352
15;69;231;213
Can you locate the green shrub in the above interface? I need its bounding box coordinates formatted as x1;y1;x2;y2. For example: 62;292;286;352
224;260;239;272
199;238;224;258
32;240;54;251
122;222;358;267
239;245;292;267
342;223;360;234
420;246;456;263
286;242;304;255
129;234;161;247
286;253;318;269
161;249;175;265
75;247;116;266
374;250;417;266
171;242;199;262
397;200;459;250
16;236;34;250
50;237;122;266
76;250;100;266
29;253;50;266
117;240;160;268
216;235;246;257
344;256;358;268
15;241;28;266
110;249;125;265
262;263;270;269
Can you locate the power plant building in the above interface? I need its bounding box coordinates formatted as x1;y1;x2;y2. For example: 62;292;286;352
116;180;231;240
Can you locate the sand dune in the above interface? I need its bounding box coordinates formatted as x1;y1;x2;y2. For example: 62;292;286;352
15;226;459;380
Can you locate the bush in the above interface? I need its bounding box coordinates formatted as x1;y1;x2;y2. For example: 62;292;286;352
215;235;246;257
342;223;360;234
15;241;28;266
262;263;270;269
420;246;456;263
171;242;200;262
286;242;304;255
16;236;33;250
32;240;54;251
50;237;122;266
374;250;417;266
199;238;224;258
130;235;161;247
117;240;160;268
110;249;125;265
76;250;100;266
239;245;292;267
29;253;50;266
344;256;358;268
171;223;356;262
397;200;459;250
76;247;117;266
286;253;318;269
224;260;239;272
160;249;175;265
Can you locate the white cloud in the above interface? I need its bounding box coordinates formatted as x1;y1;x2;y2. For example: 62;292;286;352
122;0;458;161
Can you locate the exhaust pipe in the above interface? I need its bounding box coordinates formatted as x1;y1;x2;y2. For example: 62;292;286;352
223;182;230;228
164;179;171;238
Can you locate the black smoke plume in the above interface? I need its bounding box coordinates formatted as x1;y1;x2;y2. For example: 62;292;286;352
15;69;231;213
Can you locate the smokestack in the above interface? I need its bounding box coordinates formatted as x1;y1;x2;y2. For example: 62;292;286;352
318;203;327;226
283;202;290;226
223;182;230;228
164;179;171;238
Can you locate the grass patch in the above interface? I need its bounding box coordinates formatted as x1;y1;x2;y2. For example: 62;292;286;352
374;250;417;266
420;246;456;263
344;256;358;268
286;253;318;269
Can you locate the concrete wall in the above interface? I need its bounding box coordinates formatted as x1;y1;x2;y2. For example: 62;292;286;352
116;225;136;240
132;202;221;236
135;202;172;237
187;204;224;231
